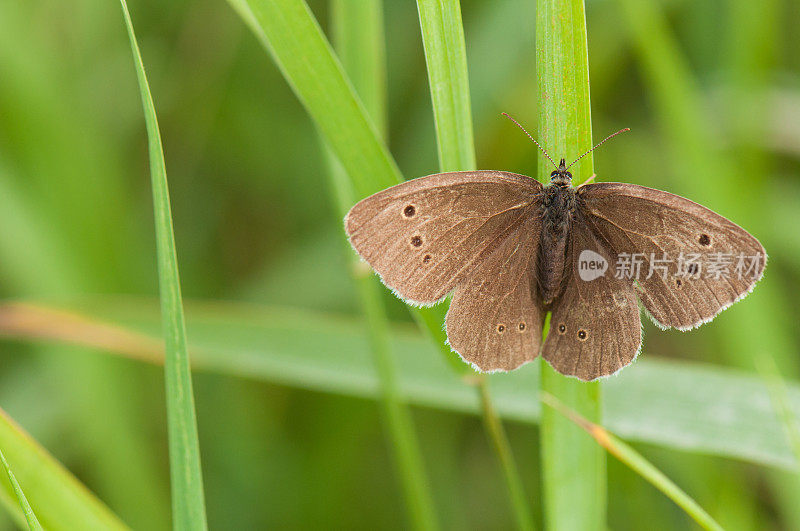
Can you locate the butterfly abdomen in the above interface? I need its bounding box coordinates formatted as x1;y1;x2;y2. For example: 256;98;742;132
538;185;576;305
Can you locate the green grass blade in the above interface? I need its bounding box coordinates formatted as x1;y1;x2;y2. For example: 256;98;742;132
0;448;42;531
415;2;534;528
416;0;476;172
229;0;401;197
326;3;439;529
410;308;464;375
536;0;605;528
0;406;128;530
5;301;800;470
116;2;208;529
226;0;463;372
353;276;439;531
331;0;387;136
541;393;723;531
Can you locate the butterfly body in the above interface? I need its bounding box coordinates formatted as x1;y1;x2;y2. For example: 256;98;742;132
539;159;578;304
345;164;765;380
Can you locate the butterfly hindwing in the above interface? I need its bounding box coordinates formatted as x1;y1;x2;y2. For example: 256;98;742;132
345;171;543;305
542;218;642;380
578;183;766;330
445;211;544;371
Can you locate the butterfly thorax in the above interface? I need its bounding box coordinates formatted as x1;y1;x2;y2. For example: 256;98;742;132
538;175;577;306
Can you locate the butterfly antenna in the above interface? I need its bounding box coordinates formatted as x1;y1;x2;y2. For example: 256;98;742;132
501;112;558;169
566;128;630;170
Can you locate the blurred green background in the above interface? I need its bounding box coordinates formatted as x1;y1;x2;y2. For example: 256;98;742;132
0;0;799;529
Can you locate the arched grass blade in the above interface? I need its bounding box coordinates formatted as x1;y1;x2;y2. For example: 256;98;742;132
226;0;462;371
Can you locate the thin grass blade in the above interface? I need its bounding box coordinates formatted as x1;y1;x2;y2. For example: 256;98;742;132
0;448;42;531
229;0;401;196
541;393;723;531
325;2;439;528
117;2;207;529
615;2;800;525
415;1;534;528
478;383;535;531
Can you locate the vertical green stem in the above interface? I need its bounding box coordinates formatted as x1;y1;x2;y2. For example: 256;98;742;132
416;0;476;172
327;3;438;530
416;1;534;529
536;0;605;529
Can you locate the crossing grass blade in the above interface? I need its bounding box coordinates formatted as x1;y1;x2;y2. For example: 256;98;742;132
536;0;605;528
5;300;800;472
615;0;800;526
541;393;723;531
117;1;208;529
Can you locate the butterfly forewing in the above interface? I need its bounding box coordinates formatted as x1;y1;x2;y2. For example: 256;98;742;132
446;210;544;371
345;171;543;305
542;219;642;380
578;183;766;330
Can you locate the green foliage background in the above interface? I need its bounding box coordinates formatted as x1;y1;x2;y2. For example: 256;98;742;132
0;0;799;529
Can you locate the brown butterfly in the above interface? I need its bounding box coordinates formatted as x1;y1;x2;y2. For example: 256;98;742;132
344;116;766;380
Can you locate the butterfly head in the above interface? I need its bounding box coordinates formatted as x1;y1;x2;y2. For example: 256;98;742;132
550;158;573;187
